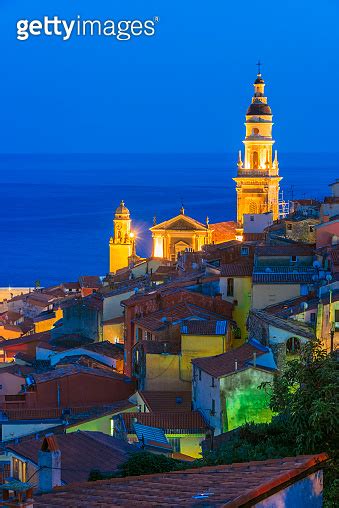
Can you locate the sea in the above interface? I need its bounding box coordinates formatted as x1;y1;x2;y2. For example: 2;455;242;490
0;153;338;287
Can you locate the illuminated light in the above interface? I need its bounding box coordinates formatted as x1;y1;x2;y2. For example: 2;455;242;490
235;234;243;242
129;232;135;239
154;236;164;258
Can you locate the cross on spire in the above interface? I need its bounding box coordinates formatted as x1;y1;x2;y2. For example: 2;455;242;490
256;59;262;75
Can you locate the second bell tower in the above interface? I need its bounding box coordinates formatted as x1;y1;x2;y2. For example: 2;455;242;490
233;66;282;226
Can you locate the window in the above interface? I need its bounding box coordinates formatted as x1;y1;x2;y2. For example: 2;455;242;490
309;225;315;233
168;437;181;453
211;399;216;415
310;312;316;323
145;331;152;341
211;377;215;387
291;255;298;263
286;337;301;354
227;278;234;297
12;458;27;482
287;223;293;231
199;369;202;381
241;246;249;256
250;216;254;222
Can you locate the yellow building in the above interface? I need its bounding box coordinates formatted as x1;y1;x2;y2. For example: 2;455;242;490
233;67;282;226
150;207;212;260
180;320;231;382
220;263;253;343
109;201;135;273
34;307;63;333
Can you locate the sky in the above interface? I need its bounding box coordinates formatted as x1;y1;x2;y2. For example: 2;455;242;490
1;0;338;154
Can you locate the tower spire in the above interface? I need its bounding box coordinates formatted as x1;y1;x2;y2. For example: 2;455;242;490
256;59;262;75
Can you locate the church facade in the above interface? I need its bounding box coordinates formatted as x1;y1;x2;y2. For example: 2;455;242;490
233;69;282;226
150;207;213;261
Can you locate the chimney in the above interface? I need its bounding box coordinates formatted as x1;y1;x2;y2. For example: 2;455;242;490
234;360;238;371
38;434;61;493
253;352;257;367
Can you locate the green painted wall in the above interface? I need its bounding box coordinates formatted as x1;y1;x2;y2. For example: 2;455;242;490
220;368;274;432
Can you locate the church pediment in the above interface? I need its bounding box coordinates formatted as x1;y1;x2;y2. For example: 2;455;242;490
150;214;207;232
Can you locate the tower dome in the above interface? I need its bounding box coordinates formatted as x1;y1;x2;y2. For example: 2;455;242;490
115;200;130;217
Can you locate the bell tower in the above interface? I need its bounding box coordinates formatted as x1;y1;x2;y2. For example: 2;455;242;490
109;200;134;273
233;64;282;226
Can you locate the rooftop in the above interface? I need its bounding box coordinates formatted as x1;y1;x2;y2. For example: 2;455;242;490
133;302;227;332
34;454;328;507
249;309;316;339
138;391;192;412
221;261;253;277
28;364;129;384
181;319;227;335
192;339;272;378
119;411;208;434
255;244;315;257
6;431;134;484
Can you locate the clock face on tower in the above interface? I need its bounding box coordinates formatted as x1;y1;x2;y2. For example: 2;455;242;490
116;223;122;229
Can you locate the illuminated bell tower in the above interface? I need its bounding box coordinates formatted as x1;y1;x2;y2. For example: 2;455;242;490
109;200;134;273
233;64;282;226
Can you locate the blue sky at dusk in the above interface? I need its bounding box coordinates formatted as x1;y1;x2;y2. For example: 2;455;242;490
1;0;338;154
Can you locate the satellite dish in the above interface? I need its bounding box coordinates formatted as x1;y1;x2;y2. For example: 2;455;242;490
301;302;308;310
313;260;321;269
326;273;333;282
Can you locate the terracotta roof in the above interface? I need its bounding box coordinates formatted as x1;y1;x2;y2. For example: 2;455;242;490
138;391;192;412
83;341;124;360
134;302;226;332
79;276;102;288
33;454;328;507
255;244;315;257
181;320;227;335
192;340;270;378
29;365;129;384
0;331;51;349
249;309;316;339
6;431;134;484
221;262;253;277
210;221;237;243
120;411;208;434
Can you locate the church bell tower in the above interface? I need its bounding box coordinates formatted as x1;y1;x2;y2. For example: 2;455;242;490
109;200;134;273
233;64;282;226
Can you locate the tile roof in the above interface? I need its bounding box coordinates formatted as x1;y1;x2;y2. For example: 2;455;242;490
181;319;227;335
83;341;124;360
252;272;315;284
249;309;316;339
134;302;227;332
29;365;129;384
210;221;237;243
255;244;315;257
138;391;192;412
79;276;102;288
6;431;134;484
33;454;328;507
0;331;51;348
221;262;253;277
192;340;270;378
120;411;208;434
